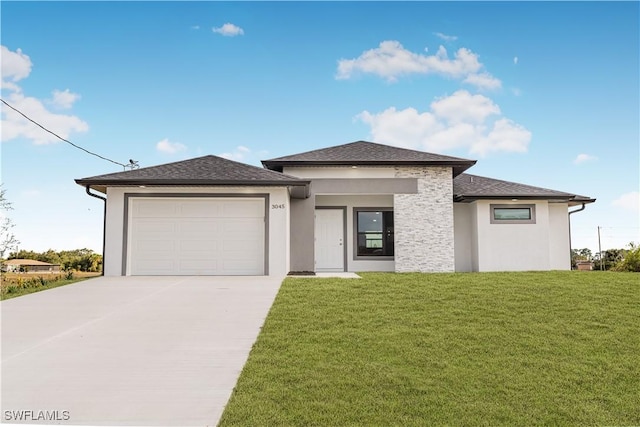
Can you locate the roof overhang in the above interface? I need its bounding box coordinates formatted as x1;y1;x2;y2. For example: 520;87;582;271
75;179;312;199
454;194;597;206
262;160;477;177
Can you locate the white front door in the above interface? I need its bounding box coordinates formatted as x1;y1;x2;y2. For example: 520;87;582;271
315;209;345;272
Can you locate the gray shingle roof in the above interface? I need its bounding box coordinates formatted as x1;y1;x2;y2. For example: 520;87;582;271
262;141;476;176
76;155;309;192
454;173;595;204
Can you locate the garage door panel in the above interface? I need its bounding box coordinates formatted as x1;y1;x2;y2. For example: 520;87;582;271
134;239;176;252
135;260;179;274
133;219;177;234
222;200;264;217
222;218;263;233
178;201;223;218
178;220;222;234
178;260;219;274
129;198;265;276
179;240;221;252
223;240;260;252
134;200;179;217
222;259;262;274
134;246;177;258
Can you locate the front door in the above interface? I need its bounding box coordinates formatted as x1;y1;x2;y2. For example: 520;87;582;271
315;209;345;272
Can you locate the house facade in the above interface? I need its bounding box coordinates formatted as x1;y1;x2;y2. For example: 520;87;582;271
4;259;62;274
76;141;594;276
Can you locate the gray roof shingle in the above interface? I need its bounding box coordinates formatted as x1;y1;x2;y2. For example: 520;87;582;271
454;173;595;204
76;155;309;192
262;140;476;176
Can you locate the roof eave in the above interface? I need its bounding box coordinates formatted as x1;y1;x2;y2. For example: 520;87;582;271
75;178;310;187
262;160;477;175
454;194;597;204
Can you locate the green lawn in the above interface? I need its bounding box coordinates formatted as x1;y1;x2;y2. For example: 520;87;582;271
220;271;639;426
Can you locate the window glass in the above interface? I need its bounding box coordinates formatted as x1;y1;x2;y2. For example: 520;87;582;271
490;204;536;224
356;210;394;257
493;208;531;220
357;212;383;232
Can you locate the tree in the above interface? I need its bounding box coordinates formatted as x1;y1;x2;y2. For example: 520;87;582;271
7;248;102;272
594;248;628;271
613;242;640;272
0;186;19;259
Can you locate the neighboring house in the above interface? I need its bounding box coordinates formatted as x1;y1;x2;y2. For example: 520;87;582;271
4;259;61;274
75;141;595;276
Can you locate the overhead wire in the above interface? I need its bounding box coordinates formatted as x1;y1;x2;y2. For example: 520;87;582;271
1;98;131;169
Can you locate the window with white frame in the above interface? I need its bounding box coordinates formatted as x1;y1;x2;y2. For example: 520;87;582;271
490;204;536;224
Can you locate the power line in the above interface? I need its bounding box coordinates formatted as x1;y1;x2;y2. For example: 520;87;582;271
1;98;137;170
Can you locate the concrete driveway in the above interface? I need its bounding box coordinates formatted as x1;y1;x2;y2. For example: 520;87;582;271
1;275;284;426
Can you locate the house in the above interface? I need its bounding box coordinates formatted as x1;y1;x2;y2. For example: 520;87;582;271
4;259;61;274
75;141;595;276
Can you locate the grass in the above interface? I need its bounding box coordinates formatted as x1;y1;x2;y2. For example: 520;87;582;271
220;271;639;426
0;271;100;300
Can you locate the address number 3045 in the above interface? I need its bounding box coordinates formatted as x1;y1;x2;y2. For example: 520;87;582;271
271;204;286;209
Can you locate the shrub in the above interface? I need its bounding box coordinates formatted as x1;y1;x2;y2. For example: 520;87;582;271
613;244;640;272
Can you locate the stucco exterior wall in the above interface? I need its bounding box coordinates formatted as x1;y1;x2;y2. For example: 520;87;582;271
283;166;396;179
289;196;315;273
104;186;290;276
548;203;571;270
453;203;473;272
393;166;455;272
470;202;479;272
474;200;568;271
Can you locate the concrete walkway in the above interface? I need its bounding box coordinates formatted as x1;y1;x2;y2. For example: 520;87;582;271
1;276;284;426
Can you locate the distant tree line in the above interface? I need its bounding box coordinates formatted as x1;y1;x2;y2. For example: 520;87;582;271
7;249;103;272
571;243;640;272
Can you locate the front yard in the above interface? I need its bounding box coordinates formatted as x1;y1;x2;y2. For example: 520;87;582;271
0;271;100;300
220;271;638;426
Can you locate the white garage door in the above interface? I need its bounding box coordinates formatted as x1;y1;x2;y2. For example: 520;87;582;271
129;198;265;275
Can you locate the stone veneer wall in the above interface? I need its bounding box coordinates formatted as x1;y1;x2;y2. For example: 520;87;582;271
393;166;455;272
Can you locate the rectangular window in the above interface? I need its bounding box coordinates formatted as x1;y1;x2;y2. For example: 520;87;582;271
355;209;394;258
490;204;536;224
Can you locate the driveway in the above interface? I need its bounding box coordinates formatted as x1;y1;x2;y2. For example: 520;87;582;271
1;275;284;426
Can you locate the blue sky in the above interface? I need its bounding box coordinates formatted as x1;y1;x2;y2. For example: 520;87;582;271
1;1;638;254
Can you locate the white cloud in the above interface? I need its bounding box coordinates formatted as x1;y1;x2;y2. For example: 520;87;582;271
1;46;88;145
514;56;519;65
49;89;81;109
612;192;639;212
156;138;187;154
470;118;531;156
1;92;89;145
434;32;458;42
573;153;597;164
218;145;252;161
463;72;502;90
212;23;244;37
336;40;500;90
217;146;269;166
356;90;531;157
431;90;501;124
1;45;32;91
